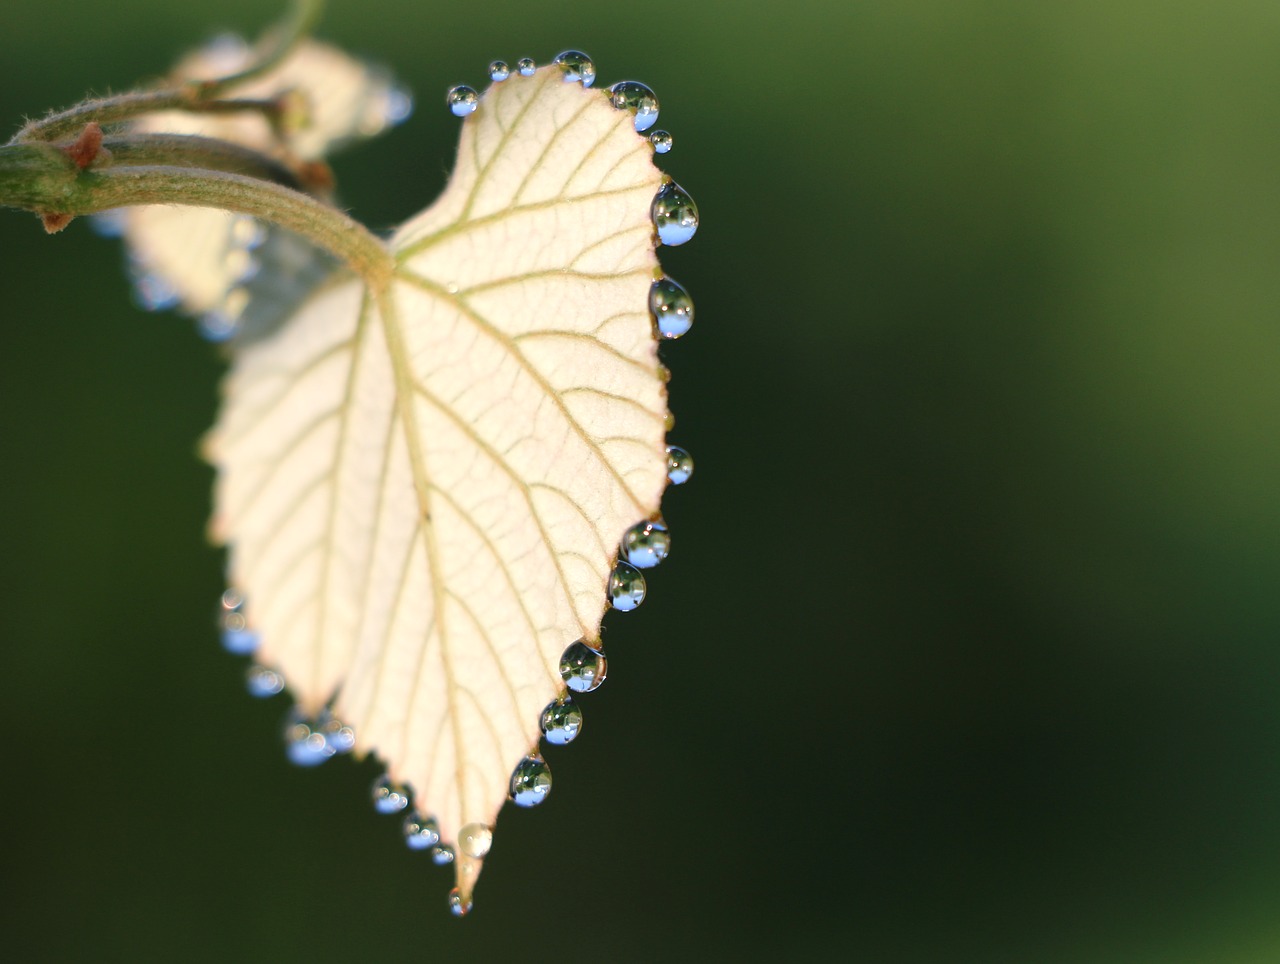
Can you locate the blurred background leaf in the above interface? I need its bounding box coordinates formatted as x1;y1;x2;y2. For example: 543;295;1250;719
2;1;1280;960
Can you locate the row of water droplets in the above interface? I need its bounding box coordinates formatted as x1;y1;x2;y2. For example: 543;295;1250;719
214;51;699;918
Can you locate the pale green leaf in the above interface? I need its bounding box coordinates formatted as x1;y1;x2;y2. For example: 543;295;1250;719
205;66;668;902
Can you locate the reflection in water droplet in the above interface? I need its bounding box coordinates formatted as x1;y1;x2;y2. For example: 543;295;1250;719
560;641;607;693
510;756;553;807
221;589;245;612
665;445;695;485
371;775;412;814
448;888;473;917
652;181;699;246
246;664;285;697
431;844;455;865
284;712;334;767
540;696;584;745
488;61;510;82
447;86;479;117
608;81;660;132
553;50;596;87
458;822;494;858
649;277;694;339
649;130;673;154
403;812;441;850
609;562;647;611
622;520;671;569
517;58;536;77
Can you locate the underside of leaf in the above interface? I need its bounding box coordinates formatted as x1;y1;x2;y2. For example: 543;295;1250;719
206;66;668;901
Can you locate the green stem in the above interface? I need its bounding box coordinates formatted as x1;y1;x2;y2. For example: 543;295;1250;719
0;142;390;288
103;133;306;190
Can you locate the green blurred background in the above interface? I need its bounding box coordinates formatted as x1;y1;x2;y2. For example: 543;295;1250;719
3;0;1280;960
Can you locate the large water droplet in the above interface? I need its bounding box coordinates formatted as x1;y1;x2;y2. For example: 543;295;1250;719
553;50;596;87
385;86;415;125
560;641;608;693
284;712;334;767
448;888;473;917
609;562;647;611
403;812;441;851
431;844;455;865
246;664;285;698
649;130;673;154
371;775;411;814
447;85;478;117
622;520;671;569
649;277;694;339
516;57;536;77
608;81;660;132
488;60;510;82
652;181;699;246
665;445;695;485
540;696;584;745
510;756;553;807
458;823;494;859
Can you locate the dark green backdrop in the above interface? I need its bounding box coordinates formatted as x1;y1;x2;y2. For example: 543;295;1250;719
2;1;1279;960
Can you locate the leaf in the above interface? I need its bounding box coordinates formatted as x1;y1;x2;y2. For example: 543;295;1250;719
205;65;669;904
116;37;406;332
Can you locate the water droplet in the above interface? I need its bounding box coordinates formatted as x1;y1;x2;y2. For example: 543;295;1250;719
284;712;334;767
447;86;478;117
229;216;266;250
131;268;180;312
371;775;412;814
91;210;127;238
665;445;695;485
560;641;607;693
319;713;356;754
622;520;671;569
403;812;441;850
649;130;673;154
488;61;510;82
652;181;699;246
385;86;415;125
553;50;596;87
458;822;494;858
517;57;536;77
649;277;694;339
448;888;473;917
199;311;240;344
246;664;284;698
510;756;553;807
608;81;660;132
220;609;259;655
540;696;584;745
222;589;245;611
608;562;647;612
431;844;455;865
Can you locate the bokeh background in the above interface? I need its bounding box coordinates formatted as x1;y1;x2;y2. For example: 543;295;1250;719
2;1;1280;960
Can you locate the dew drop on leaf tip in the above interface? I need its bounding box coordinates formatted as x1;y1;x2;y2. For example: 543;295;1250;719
285;712;335;767
650;277;694;339
446;85;479;117
319;713;356;754
622;520;671;569
540;695;584;745
665;445;695;485
652;181;699;246
552;50;596;87
488;61;510;82
245;664;284;698
403;812;441;850
448;888;473;917
649;130;673;154
608;562;647;611
608;81;660;132
560;641;608;693
510;756;553;807
371;774;412;814
516;57;537;77
431;844;456;865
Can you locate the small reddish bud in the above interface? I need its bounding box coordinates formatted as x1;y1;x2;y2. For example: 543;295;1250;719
63;121;105;170
40;212;74;234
